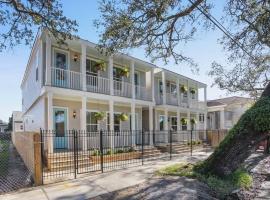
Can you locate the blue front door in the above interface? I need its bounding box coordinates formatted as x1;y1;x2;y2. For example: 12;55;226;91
53;108;68;149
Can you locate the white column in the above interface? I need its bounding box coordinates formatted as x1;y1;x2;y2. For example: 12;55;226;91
204;86;207;102
131;102;136;146
81;43;87;91
204;112;207;140
176;79;180;106
109;100;114;148
196;112;200;131
164;108;169;143
177;109;181;131
149;105;153;145
81;96;87;150
131;60;135;99
108;56;114;95
187;80;190;107
220;109;225;129
187;111;191;130
45;34;52;86
151;69;155;103
47;92;53;153
162;71;166;105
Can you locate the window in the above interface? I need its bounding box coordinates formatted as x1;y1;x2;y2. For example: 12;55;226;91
171;117;177;131
36;67;39;81
113;67;123;81
86;112;99;132
159;81;163;94
225;111;233;121
20;125;23;130
159;115;165;131
170;84;177;96
114;113;121;131
55;52;67;69
86;59;99;76
199;114;204;123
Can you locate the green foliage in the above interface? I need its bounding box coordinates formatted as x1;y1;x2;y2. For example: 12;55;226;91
92;149;100;156
180;85;188;93
157;163;253;199
119;113;129;121
181;118;188;125
232;168;252;189
94;112;106;121
200;97;270;173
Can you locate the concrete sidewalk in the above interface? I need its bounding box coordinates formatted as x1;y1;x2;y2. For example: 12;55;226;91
1;151;212;200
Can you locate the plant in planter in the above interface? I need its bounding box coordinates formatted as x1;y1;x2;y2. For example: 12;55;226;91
94;61;106;72
190;88;196;94
190;118;197;125
120;68;129;77
180;85;188;93
119;113;129;121
181;118;188;125
94;112;106;121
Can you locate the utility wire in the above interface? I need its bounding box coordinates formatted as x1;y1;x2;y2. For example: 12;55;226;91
188;0;255;60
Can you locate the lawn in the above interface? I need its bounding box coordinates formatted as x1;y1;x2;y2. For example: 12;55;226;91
156;162;252;199
0;139;10;176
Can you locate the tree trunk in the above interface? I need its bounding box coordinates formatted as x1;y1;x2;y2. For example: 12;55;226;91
200;82;270;177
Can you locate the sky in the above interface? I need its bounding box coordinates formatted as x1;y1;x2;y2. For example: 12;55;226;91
0;0;240;122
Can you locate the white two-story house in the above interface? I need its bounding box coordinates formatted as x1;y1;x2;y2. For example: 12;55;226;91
21;30;207;152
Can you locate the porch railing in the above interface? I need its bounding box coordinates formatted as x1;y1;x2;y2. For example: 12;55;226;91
166;93;178;106
86;74;110;94
113;80;132;98
135;85;152;101
51;67;81;90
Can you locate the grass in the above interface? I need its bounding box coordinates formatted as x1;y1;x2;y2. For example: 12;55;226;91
156;163;252;199
0;140;9;176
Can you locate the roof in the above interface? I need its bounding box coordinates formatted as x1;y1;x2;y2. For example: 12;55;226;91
0;120;7;125
207;96;253;107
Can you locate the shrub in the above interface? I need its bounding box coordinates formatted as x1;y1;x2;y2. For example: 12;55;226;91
93;149;100;156
232;168;252;189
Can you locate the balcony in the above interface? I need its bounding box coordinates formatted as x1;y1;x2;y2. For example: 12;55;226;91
166;93;178;106
51;67;81;90
113;80;132;98
86;74;110;94
135;85;151;101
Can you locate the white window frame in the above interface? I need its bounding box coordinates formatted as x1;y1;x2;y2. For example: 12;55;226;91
86;110;100;131
52;47;70;70
170;116;177;131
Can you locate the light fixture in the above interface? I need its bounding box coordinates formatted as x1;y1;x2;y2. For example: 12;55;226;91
73;54;79;62
73;110;77;119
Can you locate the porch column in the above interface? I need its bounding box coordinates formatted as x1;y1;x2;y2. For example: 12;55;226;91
164;108;169;143
177;109;181;131
108;56;114;95
204;112;207;140
177;79;180;106
162;70;166;105
81;96;87;150
196;112;200;130
187;111;191;130
151;69;155;103
187;79;190;107
149;105;153;145
47;92;53;153
45;34;52;86
204;86;207;102
109;100;114;148
131;102;136;146
130;60;135;99
81;43;87;91
220;109;225;130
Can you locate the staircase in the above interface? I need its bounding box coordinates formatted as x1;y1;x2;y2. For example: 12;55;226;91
142;147;164;159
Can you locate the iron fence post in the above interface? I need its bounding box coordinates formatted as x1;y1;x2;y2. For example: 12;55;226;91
142;130;144;165
100;130;104;173
169;130;172;160
190;129;193;156
73;129;77;179
218;129;220;144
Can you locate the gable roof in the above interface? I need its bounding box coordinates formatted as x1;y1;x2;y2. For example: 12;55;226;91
207;96;253;107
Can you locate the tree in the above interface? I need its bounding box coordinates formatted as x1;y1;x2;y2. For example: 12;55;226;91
7;115;13;131
209;0;270;98
96;0;270;177
0;0;78;51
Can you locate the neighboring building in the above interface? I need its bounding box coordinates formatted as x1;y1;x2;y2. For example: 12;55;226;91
21;30;207;152
12;111;24;133
207;96;253;130
0;120;8;132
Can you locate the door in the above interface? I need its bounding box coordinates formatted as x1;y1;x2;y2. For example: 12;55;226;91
53;108;68;149
134;73;139;98
54;51;68;87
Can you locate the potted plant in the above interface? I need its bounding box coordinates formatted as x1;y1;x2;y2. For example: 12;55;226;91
94;61;106;72
180;85;188;93
94;112;106;121
190;118;197;125
119;113;129;121
181;118;188;125
120;68;129;77
190;88;196;94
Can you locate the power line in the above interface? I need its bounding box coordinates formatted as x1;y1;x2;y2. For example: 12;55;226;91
188;0;255;60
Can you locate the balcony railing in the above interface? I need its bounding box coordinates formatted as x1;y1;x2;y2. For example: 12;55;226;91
113;80;132;98
166;93;178;106
86;74;110;94
51;67;81;90
135;85;151;101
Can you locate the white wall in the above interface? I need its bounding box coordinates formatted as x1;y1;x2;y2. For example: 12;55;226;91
21;41;42;113
23;97;45;132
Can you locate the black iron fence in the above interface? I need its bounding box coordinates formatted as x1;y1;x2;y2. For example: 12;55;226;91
40;129;215;183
